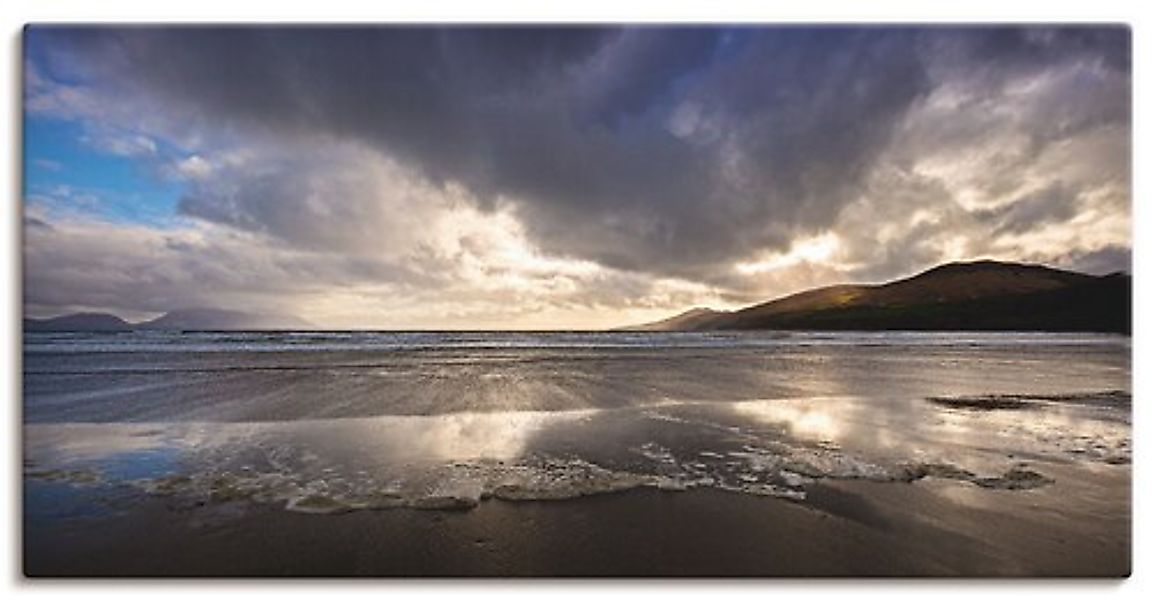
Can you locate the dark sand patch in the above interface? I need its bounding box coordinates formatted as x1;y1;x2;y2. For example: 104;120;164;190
925;395;1036;410
926;390;1130;411
24;464;1128;577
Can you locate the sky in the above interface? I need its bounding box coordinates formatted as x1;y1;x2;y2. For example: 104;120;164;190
22;25;1131;329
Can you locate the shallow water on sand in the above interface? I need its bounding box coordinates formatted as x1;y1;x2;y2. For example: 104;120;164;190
24;331;1129;517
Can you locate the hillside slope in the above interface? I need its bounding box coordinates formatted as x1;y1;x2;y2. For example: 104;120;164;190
617;307;731;331
25;307;313;332
24;312;131;332
140;308;313;331
626;261;1130;334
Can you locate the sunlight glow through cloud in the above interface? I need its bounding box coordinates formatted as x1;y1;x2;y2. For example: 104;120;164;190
22;26;1130;328
734;233;841;276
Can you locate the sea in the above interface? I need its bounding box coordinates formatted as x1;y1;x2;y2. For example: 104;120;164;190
23;330;1130;518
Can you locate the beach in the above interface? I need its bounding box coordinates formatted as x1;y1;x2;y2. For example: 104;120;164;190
26;472;1129;577
22;331;1131;576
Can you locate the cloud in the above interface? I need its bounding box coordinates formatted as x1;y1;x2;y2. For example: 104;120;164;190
82;130;158;157
26;28;924;270
973;182;1081;235
32;158;62;171
1058;244;1131;275
24;165;735;328
22;26;1131;325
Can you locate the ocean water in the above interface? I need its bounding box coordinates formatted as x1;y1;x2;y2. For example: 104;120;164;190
24;331;1131;515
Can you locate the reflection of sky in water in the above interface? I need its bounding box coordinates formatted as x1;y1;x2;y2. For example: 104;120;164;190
727;393;1129;472
96;447;183;480
25;393;1128;487
274;409;599;463
25;424;171;462
25;409;601;483
22;333;1129;517
24;480;122;520
728;396;933;461
731;398;848;442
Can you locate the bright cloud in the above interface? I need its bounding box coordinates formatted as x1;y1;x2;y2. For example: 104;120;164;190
22;26;1131;328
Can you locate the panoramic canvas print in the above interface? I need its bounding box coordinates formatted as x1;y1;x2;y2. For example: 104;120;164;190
22;25;1131;577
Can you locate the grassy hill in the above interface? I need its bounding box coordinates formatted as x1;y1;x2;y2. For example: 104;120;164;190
627;260;1130;334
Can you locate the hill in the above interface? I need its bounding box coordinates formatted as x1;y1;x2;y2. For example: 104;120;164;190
140;308;312;331
25;307;313;332
618;307;731;331
24;312;131;332
625;260;1130;334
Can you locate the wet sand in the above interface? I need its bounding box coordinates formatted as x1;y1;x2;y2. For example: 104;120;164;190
23;331;1131;577
25;463;1129;577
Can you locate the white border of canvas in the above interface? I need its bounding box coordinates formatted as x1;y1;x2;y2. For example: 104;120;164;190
0;0;1147;597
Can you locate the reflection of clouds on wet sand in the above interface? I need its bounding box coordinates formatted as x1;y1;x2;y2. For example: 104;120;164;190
727;396;940;463
25;409;603;480
25;423;172;464
726;391;1131;472
292;409;599;463
24;409;618;513
730;398;848;443
22;388;1129;517
932;402;1130;465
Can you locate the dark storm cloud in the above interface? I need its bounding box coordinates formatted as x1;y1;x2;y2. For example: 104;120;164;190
972;182;1081;235
1060;244;1131;275
674;29;931;239
26;25;1131;285
927;25;1130;76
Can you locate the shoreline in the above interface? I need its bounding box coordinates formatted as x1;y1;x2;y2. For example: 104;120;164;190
24;470;1130;578
22;331;1131;577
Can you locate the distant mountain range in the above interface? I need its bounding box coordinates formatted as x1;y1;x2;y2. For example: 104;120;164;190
24;261;1132;334
24;308;313;332
622;260;1131;334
